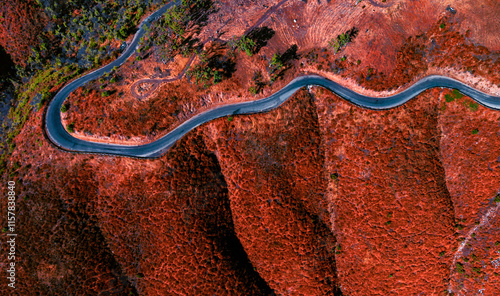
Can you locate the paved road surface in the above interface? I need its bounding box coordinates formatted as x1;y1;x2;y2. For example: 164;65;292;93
45;1;500;158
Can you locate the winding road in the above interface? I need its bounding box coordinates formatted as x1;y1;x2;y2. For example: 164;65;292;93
45;1;500;159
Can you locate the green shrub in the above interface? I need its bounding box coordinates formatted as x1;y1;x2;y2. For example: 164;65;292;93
67;123;75;133
452;89;463;98
468;102;479;111
249;86;257;95
60;103;70;112
235;36;256;56
328;27;359;53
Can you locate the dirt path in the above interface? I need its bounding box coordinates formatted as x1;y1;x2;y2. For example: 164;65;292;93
130;54;196;100
130;0;291;100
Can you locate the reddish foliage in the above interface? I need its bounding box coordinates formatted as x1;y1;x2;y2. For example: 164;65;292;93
438;90;500;293
65;83;193;140
91;132;273;295
0;0;47;67
208;90;342;294
0;162;137;295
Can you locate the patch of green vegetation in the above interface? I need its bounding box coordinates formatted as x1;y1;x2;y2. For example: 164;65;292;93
67;123;75;133
440;23;445;29
234;36;256;57
60;103;70;113
471;129;479;135
494;194;500;203
439;251;445;257
25;0;159;73
468;102;479;111
328;27;359;54
456;263;465;274
249;86;258;95
188;63;223;88
144;0;215;62
1;64;82;173
268;44;299;83
270;53;285;75
452;89;463;98
230;27;275;57
445;89;464;103
227;116;233;122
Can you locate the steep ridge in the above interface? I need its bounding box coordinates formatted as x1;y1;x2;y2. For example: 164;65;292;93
313;87;456;295
204;89;342;295
90;131;274;295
